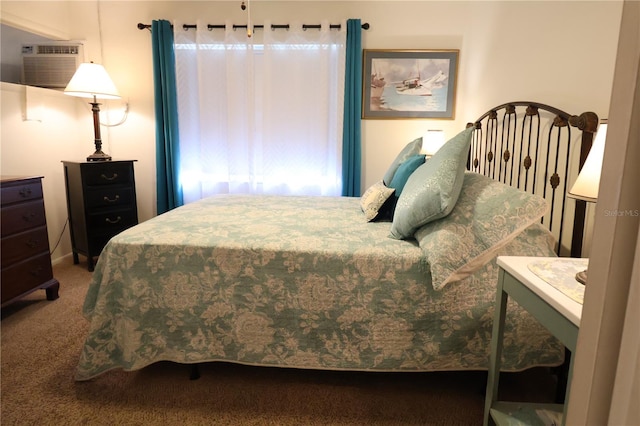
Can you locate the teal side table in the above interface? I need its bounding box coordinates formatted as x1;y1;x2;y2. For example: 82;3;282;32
484;256;586;426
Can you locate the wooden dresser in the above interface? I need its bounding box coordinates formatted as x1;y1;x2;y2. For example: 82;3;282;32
1;176;60;307
62;160;138;271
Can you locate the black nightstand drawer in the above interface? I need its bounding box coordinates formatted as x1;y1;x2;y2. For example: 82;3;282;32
82;162;134;186
87;208;137;230
85;187;135;210
88;231;127;255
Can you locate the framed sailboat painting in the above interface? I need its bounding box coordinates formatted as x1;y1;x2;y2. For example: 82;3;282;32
362;49;459;119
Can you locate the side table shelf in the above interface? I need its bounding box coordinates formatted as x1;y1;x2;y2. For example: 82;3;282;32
484;256;585;426
489;402;563;426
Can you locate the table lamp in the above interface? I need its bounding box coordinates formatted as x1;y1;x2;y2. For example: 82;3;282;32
567;119;607;284
64;62;120;161
422;130;446;158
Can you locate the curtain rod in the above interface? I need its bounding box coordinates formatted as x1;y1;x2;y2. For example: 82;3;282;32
137;22;370;31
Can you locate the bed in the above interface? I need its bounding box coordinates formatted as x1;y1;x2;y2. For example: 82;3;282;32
75;102;599;381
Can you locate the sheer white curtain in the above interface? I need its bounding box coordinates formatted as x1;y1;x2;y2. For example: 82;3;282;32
173;20;346;203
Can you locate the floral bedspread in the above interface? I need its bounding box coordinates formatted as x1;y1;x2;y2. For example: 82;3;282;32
76;193;562;381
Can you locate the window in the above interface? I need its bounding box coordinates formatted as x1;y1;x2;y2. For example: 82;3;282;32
173;21;346;203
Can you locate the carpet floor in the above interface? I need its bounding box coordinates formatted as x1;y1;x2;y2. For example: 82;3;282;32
1;257;557;425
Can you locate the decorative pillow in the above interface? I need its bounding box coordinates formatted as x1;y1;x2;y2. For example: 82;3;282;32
382;137;423;185
360;181;396;222
388;154;426;197
389;127;473;239
374;196;398;222
414;172;552;290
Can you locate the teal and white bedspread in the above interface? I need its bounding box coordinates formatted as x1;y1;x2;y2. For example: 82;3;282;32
76;174;563;380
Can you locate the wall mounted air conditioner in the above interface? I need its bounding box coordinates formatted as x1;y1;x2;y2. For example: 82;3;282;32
21;42;85;89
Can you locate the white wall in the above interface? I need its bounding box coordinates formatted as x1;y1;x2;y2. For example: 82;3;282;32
0;1;623;263
0;83;88;260
0;0;71;39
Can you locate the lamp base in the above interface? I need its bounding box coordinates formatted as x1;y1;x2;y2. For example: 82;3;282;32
575;269;588;285
87;151;112;162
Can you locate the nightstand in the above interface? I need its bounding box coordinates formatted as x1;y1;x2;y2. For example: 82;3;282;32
484;256;586;426
62;160;138;271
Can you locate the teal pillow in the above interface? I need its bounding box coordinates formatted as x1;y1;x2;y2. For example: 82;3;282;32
382;137;423;185
388;154;426;197
389;127;473;240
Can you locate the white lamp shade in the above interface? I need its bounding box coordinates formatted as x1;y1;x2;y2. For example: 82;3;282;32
64;62;120;100
568;122;607;203
422;130;446;157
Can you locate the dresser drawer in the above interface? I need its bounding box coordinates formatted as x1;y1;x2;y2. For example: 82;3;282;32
1;226;50;265
1;252;54;304
1;199;46;237
0;180;43;206
82;162;134;186
87;208;138;231
85;187;135;210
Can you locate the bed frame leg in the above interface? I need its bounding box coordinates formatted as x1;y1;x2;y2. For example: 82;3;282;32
189;364;201;380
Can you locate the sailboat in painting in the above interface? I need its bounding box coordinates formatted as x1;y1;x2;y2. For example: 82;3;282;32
395;69;447;96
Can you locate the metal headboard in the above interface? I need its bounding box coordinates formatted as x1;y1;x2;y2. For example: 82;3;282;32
466;102;598;257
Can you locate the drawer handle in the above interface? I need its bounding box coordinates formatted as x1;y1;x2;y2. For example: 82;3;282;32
19;187;33;197
26;239;40;248
105;216;122;224
101;173;119;181
30;266;43;277
103;195;120;203
22;212;37;222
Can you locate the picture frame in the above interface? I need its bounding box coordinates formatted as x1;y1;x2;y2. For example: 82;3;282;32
362;49;459;120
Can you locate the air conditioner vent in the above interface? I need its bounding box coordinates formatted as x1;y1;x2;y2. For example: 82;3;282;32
22;42;84;89
35;44;81;55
